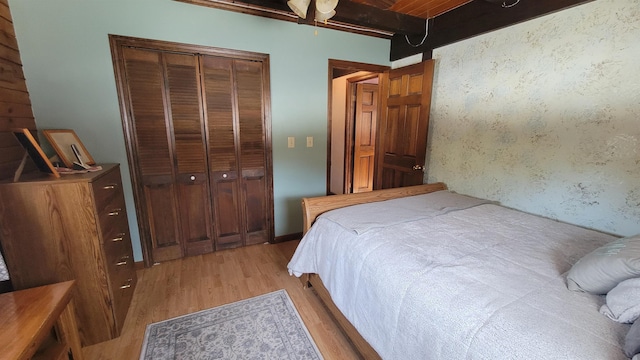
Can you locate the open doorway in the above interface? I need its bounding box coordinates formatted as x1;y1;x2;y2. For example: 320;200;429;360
326;59;389;195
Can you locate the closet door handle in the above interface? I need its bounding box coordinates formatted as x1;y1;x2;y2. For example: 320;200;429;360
102;184;118;190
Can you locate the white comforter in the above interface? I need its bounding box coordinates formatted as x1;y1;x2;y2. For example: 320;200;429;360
0;251;8;281
288;191;628;359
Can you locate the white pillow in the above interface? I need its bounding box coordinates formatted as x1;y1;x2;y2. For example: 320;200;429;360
599;277;640;323
626;320;640;358
566;235;640;294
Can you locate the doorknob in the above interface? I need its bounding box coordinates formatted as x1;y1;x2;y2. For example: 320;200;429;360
412;165;424;171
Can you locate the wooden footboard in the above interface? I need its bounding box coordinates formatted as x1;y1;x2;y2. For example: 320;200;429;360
302;182;447;233
299;183;448;359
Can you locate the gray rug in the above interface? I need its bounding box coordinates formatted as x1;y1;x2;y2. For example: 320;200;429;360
139;290;323;360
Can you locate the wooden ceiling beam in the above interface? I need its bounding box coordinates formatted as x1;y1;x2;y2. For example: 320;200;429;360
330;1;425;34
390;0;596;61
176;0;424;37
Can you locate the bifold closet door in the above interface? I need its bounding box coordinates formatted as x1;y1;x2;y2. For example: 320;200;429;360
113;36;274;265
122;48;214;262
201;56;271;249
164;53;214;257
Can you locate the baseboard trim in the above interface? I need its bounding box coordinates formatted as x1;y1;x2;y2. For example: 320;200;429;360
133;233;303;269
0;279;13;294
274;232;302;243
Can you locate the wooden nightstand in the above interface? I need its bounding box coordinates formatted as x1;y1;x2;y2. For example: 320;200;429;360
0;280;83;360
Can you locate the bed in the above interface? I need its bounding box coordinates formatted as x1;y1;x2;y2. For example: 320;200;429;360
288;183;634;359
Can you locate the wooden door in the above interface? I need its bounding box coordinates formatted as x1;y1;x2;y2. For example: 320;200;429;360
201;56;243;249
375;60;435;189
235;60;271;246
121;47;183;262
201;56;272;249
120;48;214;262
352;83;378;193
164;53;214;257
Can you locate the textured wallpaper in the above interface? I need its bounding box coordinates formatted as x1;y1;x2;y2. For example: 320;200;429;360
427;0;640;237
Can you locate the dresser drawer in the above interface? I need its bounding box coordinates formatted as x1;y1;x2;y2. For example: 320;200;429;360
100;204;129;244
98;196;128;241
103;233;131;272
109;264;137;332
92;167;123;213
103;230;136;332
102;223;135;283
112;272;138;331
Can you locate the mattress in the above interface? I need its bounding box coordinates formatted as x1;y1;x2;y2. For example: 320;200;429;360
288;191;629;359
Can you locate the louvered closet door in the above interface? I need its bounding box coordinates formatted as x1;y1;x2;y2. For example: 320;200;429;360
122;47;183;262
123;48;214;262
164;53;214;257
201;56;271;248
235;60;270;245
201;56;243;249
113;36;274;265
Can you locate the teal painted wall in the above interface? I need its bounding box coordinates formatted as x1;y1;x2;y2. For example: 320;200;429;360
9;0;390;261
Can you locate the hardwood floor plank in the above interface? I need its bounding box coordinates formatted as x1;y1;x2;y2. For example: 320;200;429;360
82;241;359;359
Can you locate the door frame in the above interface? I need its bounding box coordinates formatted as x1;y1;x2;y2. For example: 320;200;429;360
326;59;389;195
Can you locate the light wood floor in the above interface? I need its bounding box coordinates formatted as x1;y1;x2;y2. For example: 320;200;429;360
82;240;360;359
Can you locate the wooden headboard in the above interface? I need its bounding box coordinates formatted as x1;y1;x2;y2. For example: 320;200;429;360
301;182;447;234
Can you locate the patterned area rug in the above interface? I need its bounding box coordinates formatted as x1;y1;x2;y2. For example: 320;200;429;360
139;290;323;359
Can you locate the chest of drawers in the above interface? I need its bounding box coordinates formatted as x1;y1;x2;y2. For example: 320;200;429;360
0;164;137;346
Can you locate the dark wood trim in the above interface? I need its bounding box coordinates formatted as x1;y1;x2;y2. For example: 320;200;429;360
0;279;12;294
390;0;595;60
274;232;302;243
261;56;276;245
134;261;145;271
173;0;411;38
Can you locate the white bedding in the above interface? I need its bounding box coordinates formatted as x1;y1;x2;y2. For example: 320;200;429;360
288;191;629;359
0;251;8;281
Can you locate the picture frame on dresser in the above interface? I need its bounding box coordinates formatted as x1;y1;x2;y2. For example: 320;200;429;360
43;129;96;168
12;128;60;179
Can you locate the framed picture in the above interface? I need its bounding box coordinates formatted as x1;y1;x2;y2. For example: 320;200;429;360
43;129;95;168
12;128;60;178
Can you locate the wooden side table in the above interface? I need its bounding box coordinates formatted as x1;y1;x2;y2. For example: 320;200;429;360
0;280;83;360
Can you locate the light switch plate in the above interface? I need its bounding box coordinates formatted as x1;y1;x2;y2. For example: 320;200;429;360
287;137;295;148
306;136;313;147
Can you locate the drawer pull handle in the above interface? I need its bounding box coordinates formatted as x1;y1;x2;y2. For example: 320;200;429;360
119;278;133;289
102;184;118;190
115;256;130;266
111;233;125;242
108;209;122;216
